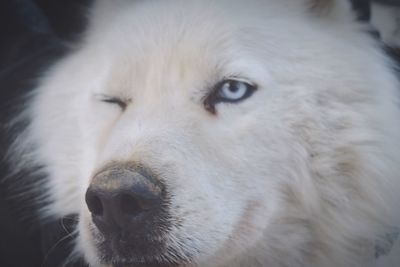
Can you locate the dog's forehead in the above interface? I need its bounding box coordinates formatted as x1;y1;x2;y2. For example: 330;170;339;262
90;1;287;97
85;0;334;101
95;17;242;96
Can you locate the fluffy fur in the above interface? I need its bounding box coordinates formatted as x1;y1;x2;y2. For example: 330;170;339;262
9;0;400;266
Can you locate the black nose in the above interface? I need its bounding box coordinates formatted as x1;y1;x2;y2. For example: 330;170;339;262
85;164;165;236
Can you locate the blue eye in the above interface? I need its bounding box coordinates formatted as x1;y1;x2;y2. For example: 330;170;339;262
218;80;251;101
204;79;257;114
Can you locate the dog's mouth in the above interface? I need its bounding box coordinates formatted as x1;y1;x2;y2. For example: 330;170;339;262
98;240;188;267
90;223;193;267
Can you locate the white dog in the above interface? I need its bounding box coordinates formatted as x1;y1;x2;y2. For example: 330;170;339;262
10;0;400;266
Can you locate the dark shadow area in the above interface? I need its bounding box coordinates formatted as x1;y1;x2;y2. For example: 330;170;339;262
0;1;91;266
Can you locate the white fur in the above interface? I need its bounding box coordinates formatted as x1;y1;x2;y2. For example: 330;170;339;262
10;0;400;266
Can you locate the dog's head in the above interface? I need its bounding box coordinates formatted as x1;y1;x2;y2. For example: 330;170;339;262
15;0;400;266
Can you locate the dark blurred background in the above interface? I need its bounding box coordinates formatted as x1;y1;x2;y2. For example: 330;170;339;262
0;0;399;266
0;1;92;266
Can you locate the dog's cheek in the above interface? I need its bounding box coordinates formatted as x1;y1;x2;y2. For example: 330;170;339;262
162;150;275;263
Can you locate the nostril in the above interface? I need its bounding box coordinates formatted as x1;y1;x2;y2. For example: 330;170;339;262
86;191;104;216
120;193;144;215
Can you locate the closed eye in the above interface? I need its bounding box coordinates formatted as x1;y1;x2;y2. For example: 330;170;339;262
96;94;129;110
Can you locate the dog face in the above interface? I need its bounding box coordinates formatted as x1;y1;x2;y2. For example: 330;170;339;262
79;3;290;266
17;0;400;267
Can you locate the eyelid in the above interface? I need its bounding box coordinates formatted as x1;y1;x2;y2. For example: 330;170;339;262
223;76;255;86
95;94;130;110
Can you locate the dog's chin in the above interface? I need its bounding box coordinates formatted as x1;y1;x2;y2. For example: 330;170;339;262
91;235;193;267
103;259;186;267
98;251;190;267
94;244;191;267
